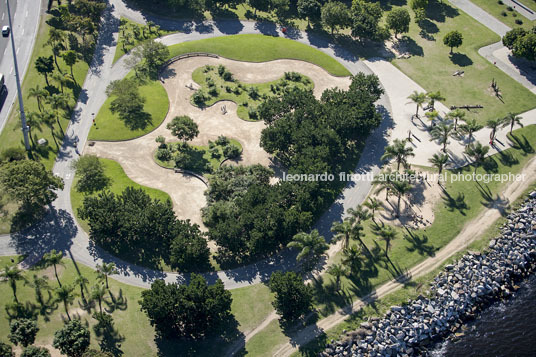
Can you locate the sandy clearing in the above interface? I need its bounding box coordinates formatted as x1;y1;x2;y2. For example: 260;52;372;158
86;57;351;226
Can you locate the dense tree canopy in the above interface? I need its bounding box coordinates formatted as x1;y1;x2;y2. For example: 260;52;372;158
71;155;110;193
386;8;411;39
9;318;39;347
443;30;463;54
269;271;313;321
106;78;151;130
321;1;350;34
53;320;90;357
169;222;210;271
139;275;232;339
350;0;387;41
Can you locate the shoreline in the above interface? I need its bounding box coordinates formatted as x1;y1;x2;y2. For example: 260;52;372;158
322;191;536;356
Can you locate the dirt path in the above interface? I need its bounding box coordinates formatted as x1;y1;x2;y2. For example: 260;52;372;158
270;156;536;356
85;57;350;227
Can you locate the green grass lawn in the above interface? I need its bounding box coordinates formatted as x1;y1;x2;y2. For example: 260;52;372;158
191;65;314;121
391;1;536;124
71;157;171;233
88;77;169;141
113;17;175;64
167;34;351;77
0;255;275;357
471;0;536;29
0;12;91;170
156;138;243;175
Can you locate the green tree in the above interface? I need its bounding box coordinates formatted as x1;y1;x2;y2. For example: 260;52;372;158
0;342;13;357
386;8;410;39
373;167;396;200
71;155;110;193
512;33;536;61
35;56;54;86
141;40;170;77
90;284;106;314
169;225;210;271
428;152;449;183
502;112;523;134
363;196;382;217
28;86;49;112
446;109;465;131
25;112;42;146
391;178;412;217
347;204;372;224
331;219;353;249
341;244;363;276
53;320;90;357
21;346;51;357
106;78;150;130
430;120;455;152
381;138;415;170
426;91;444;110
62;50;78;79
269;271;313;321
73;274;89;302
459;118;483;139
410;0;428;22
297;0;321;26
55;284;76;321
1;265;25;302
43;249;64;287
166;116;199;144
26;274;51;306
443;30;463;54
486;118;503;143
52;72;71;94
96;262;118;290
321;1;350;34
9;318;39;347
465;141;490;173
222;144;241;160
350;0;385;41
407;90;427;117
503;27;527;49
140;275;232;338
248;0;270;15
326;263;345;290
375;225;398;258
287;230;328;270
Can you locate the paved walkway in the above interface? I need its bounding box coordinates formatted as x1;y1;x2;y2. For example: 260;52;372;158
449;0;511;37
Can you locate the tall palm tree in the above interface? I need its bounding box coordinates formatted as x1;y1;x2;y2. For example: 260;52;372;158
486;118;503;144
287;230;329;269
96;263;118;290
50;43;65;73
43;249;64;287
52;72;70;93
447;109;465;131
47;93;71;129
502;112;523;134
459;118;483;140
363;197;382;217
465;141;490;173
381;139;415;171
91;284;107;314
55;284;76;320
26;274;51;306
430;120;454;153
25;111;42;146
347;205;372;224
426;91;445;109
374;167;396;200
73;274;89;301
428;152;449;183
28;86;48;112
1;265;25;302
391;178;412;217
342;244;363;276
38;109;58;148
331;219;353;249
376;225;398;258
48;28;66;48
326;264;345;290
407;91;427;118
425;110;439;127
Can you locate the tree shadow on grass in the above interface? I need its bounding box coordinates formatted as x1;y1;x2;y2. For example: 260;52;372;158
509;133;534;155
449;53;473;67
155;315;243;357
482;156;499;173
428;0;459;23
404;229;436;257
104;289;128;314
497;150;519;167
441;189;469;216
93;314;125;356
476;181;509;215
397;36;424;57
123;110;152;131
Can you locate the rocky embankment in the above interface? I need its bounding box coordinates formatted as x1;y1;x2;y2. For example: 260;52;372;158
322;192;536;357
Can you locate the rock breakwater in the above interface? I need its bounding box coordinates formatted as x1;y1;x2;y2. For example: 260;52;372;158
322;192;536;357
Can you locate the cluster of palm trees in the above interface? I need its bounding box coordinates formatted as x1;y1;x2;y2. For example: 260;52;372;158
119;19;161;53
0;250;119;321
408;91;524;177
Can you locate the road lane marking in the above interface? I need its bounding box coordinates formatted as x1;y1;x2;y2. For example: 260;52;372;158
21;28;24;36
26;10;28;17
10;67;13;74
16;47;19;54
2;13;4;21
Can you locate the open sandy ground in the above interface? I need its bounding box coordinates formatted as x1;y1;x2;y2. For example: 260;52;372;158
85;57;350;226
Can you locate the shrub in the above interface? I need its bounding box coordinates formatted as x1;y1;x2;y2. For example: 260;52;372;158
506;5;513;11
169;225;210;271
208;87;219;96
225;85;232;93
0;342;13;357
222;71;233;81
215;135;230;146
203;66;211;73
193;90;207;105
498;0;503;4
233;86;241;95
223;144;241;159
248;107;258;120
242;100;248;107
156;148;172;162
1;147;26;162
515;19;523;24
209;146;221;159
501;10;507;16
53;320;90;357
21;346;51;357
208;140;216;149
9;318;38;347
206;77;215;87
218;64;226;76
155;135;166;148
284;71;302;82
248;86;260;100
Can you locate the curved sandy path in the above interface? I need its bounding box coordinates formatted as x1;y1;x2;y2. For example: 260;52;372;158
86;57;350;226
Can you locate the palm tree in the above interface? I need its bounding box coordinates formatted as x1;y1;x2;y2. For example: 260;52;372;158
381;139;415;171
425;110;439;127
47;93;71;129
347;205;372;224
28;86;48;112
391;178;412;217
26;274;51;306
48;28;66;48
502;112;523;134
426;91;445;109
52;72;70;93
376;225;398;258
331;219;353;249
465;141;490;173
287;230;329;269
96;263;118;290
341;244;363;276
486;118;503;144
374;167;396;200
73;274;89;301
459;118;483;140
50;43;65;73
447;109;465;131
428;152;449;183
43;249;64;287
38;109;58;148
430;120;454;153
326;264;345;290
407;91;427;118
55;284;76;320
25;111;42;146
91;284;107;314
1;265;25;302
363;197;382;218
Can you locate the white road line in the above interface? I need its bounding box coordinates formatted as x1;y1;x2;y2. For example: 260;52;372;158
25;10;28;17
3;48;7;55
21;28;24;36
16;47;19;54
1;13;4;21
10;67;13;74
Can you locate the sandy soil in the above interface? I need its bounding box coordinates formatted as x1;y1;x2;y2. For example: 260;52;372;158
85;57;350;226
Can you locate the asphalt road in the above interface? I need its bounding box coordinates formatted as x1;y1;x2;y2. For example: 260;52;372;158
0;0;41;134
